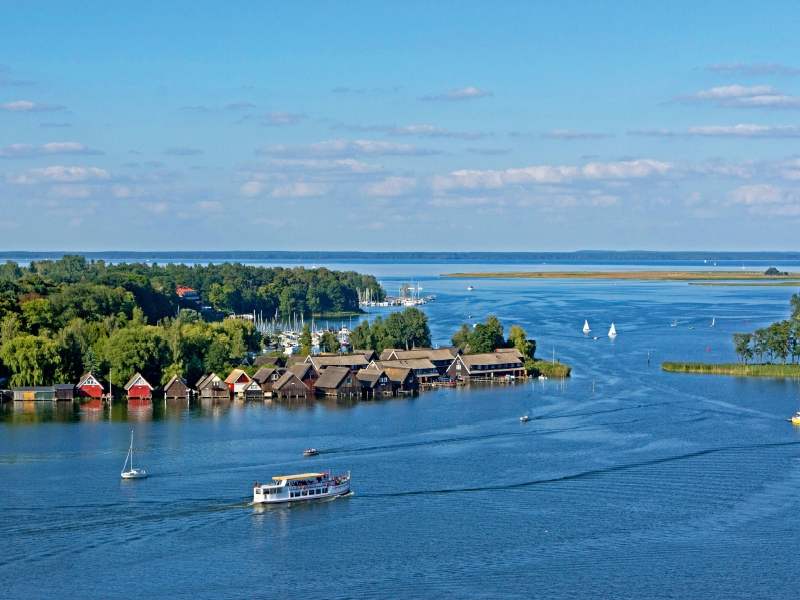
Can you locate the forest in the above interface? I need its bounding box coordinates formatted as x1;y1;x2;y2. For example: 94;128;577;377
0;255;384;388
731;294;800;365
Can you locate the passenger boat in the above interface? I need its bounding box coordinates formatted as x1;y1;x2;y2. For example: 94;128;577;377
303;448;319;456
253;471;350;504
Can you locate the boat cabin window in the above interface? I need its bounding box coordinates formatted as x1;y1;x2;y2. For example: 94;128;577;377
255;488;262;494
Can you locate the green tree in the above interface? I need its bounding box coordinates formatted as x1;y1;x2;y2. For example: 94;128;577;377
21;298;57;334
385;308;431;350
467;316;505;354
0;334;62;386
320;331;341;353
791;293;800;320
508;325;534;360
451;324;472;350
299;323;313;355
103;326;168;387
349;320;371;352
732;333;753;364
205;334;232;373
369;317;397;355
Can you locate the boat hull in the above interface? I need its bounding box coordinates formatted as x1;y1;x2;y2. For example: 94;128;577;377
121;470;147;479
792;417;800;425
254;480;350;504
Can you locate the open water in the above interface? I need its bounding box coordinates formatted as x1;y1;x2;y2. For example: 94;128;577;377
2;261;800;599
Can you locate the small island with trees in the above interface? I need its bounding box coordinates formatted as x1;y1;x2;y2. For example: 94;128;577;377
663;293;800;377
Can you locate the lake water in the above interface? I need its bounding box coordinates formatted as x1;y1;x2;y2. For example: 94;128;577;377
2;262;800;599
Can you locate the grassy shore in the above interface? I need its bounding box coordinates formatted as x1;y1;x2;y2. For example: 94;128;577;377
662;362;800;377
442;270;800;281
526;360;572;378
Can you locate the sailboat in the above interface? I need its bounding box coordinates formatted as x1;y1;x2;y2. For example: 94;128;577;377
583;320;591;333
671;320;677;327
608;323;617;338
711;318;716;328
121;431;147;479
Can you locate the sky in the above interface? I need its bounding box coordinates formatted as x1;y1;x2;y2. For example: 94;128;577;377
2;1;800;252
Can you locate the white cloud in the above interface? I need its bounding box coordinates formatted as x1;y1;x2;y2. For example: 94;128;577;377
728;184;800;215
433;165;577;190
255;139;438;157
1;100;66;112
240;181;264;197
676;85;800;108
466;148;510;155
705;62;800;76
271;183;328;197
267;158;384;173
582;159;673;179
542;130;611;139
198;201;222;213
630;124;800;137
386;124;486;139
362;177;417;196
48;184;91;198
140;202;168;213
6;165;111;184
262;111;306;125
0;142;103;158
421;87;493;101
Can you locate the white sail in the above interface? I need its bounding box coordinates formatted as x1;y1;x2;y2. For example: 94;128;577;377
583;320;591;333
608;323;617;337
711;318;715;328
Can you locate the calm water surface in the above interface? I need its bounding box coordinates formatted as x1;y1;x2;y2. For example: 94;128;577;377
2;262;800;599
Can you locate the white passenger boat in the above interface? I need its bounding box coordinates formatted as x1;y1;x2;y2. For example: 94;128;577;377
253;471;350;504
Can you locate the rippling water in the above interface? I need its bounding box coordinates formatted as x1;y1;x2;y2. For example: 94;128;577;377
2;262;799;599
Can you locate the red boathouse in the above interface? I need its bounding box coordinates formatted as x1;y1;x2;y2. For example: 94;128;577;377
77;373;104;398
124;373;153;399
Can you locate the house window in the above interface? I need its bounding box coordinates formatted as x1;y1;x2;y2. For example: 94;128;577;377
347;378;351;384
456;363;461;370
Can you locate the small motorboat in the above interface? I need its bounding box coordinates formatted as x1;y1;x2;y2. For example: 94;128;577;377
538;375;547;380
121;431;147;479
467;286;474;291
790;412;800;425
688;326;694;330
303;448;319;456
520;415;531;422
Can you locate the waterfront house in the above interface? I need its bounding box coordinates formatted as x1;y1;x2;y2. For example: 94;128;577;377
77;372;104;398
224;369;252;395
383;348;461;377
163;375;190;399
446;353;525;381
307;354;371;373
0;390;12;402
370;359;439;383
241;379;264;400
289;363;319;391
351;349;378;362
197;373;231;399
252;367;283;392
285;355;309;368
125;373;153;399
314;366;364;397
356;369;392;397
382;367;419;393
54;384;75;401
271;371;309;398
13;386;56;401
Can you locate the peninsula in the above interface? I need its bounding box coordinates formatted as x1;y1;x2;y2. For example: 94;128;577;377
442;270;800;281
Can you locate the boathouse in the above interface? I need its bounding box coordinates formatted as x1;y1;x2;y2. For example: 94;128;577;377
77;372;104;398
307;354;371;373
271;371;309;398
241;379;264;400
54;384;75;401
382;367;419;393
446;353;525;381
370;359;439;383
252;367;283;392
356;369;393;397
224;369;252;395
197;373;231;399
290;363;319;391
163;375;190;399
314;366;364;397
254;355;286;368
383;348;460;377
124;373;153;399
13;386;56;401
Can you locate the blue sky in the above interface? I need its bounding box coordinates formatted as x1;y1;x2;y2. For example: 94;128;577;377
2;1;800;251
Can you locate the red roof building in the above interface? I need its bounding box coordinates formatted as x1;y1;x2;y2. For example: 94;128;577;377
124;373;153;399
77;372;104;398
176;285;200;301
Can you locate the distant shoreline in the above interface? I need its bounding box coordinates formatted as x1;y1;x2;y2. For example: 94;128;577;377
3;251;800;262
441;271;800;281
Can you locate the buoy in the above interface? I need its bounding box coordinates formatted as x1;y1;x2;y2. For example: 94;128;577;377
706;347;710;352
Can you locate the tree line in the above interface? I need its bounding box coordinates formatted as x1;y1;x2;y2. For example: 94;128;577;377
732;294;800;365
0;255;384;388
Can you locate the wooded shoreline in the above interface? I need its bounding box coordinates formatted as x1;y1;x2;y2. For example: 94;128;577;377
443;271;800;281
